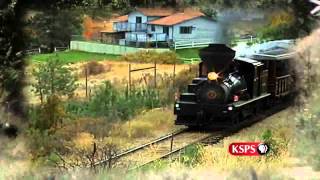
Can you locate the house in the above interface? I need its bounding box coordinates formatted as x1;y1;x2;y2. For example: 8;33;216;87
106;8;220;47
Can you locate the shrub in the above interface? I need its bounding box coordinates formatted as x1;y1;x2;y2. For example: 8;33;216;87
120;50;182;64
27;128;57;159
81;61;109;77
65;81;162;121
29;95;66;131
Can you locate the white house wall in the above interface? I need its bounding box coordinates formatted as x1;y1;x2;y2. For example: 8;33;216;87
172;17;221;42
128;11;148;23
147;25;166;34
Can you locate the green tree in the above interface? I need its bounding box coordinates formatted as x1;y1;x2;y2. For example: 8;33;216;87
32;56;78;103
28;9;82;52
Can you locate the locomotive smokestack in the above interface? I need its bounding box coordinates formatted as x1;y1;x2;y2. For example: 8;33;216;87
199;44;235;73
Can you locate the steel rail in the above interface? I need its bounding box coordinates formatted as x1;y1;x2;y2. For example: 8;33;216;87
92;128;188;167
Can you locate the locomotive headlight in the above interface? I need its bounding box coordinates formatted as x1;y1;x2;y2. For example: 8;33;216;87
175;104;179;108
208;72;219;81
228;106;233;111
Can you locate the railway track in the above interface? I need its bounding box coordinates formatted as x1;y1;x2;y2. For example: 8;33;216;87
92;128;217;169
92;101;290;170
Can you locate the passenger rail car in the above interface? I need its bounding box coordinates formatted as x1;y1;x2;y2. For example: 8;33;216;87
174;44;296;128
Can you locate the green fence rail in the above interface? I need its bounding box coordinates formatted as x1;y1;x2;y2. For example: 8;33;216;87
179;57;201;64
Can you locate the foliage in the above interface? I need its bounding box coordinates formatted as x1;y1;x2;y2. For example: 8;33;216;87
295;105;320;170
0;0;26;116
29;50;120;64
32;56;78;102
26;9;82;52
292;30;320;170
258;11;296;40
261;129;286;158
120;50;181;64
178;145;202;167
29;95;67;131
66;81;162;121
27;128;56;158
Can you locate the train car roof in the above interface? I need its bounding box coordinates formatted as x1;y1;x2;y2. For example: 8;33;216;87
236;39;297;61
235;57;264;66
250;51;297;60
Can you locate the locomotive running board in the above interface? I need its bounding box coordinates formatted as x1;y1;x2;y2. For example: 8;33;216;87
233;93;271;108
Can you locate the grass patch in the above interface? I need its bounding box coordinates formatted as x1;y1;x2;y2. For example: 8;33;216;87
28;50;120;64
175;48;202;59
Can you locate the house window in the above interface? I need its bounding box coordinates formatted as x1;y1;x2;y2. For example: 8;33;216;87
180;26;193;34
151;25;155;32
136;16;142;23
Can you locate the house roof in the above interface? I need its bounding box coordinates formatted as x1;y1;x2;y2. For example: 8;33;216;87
147;11;205;26
113;15;128;22
136;7;175;16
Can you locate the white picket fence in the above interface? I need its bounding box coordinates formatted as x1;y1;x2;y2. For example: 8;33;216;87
174;39;214;50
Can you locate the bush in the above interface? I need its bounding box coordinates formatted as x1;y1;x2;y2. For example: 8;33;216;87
120;50;182;64
65;81;162;121
27;128;58;159
29;95;66;131
81;61;109;77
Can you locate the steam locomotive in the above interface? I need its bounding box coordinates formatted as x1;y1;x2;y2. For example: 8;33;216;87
174;43;295;128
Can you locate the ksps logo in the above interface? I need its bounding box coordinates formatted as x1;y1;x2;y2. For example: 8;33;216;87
229;142;269;156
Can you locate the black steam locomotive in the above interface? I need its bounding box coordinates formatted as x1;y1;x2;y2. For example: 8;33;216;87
174;43;295;128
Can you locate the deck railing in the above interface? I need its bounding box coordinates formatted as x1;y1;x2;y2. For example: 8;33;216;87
114;22;147;32
125;33;167;42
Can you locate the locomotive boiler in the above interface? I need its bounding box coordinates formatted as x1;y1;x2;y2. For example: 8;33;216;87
174;43;295;128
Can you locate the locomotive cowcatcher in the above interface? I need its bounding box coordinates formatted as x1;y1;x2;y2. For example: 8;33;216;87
174;43;295;128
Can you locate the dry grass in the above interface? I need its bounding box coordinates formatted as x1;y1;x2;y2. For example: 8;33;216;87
194;108;295;172
49;107;178;165
111;108;178;141
27;61;191;104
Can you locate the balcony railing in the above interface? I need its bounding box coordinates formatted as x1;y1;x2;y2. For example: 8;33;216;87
114;22;147;32
125;32;167;42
